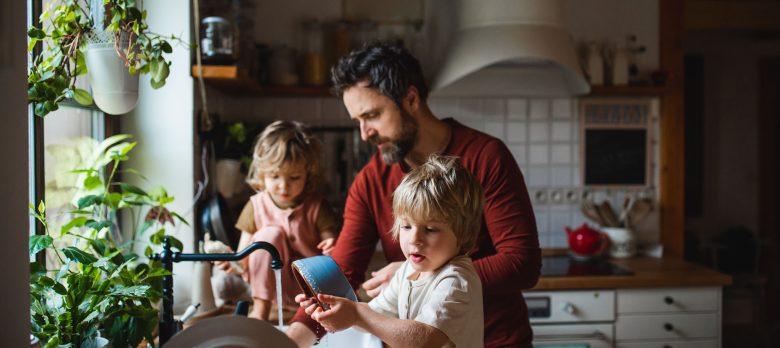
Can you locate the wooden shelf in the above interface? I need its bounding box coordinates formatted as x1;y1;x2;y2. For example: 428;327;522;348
587;84;669;97
191;65;333;97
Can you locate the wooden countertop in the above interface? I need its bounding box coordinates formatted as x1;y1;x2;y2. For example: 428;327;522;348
531;256;732;291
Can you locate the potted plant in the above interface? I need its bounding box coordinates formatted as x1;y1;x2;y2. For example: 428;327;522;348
27;0;180;116
29;134;186;347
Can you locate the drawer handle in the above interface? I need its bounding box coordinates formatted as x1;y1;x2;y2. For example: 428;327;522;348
664;323;675;332
534;331;607;341
664;296;675;305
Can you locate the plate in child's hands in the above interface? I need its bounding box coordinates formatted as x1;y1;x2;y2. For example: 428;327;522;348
292;255;357;310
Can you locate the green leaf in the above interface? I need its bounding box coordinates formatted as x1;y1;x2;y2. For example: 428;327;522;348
73;88;93;105
170;212;190;226
119;182;148;196
85;219;111;231
62;247;98;264
161;42;173;53
74;51;87;76
60;216;88;236
27;27;46;39
168;236;184;252
83;174;102;190
29;235;53;257
111;285;151;297
77;195;103;209
37;201;46;215
52;283;67;295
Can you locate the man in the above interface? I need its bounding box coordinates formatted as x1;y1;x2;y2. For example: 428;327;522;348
286;42;541;347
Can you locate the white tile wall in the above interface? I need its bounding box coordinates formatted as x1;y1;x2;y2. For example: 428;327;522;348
213;95;661;248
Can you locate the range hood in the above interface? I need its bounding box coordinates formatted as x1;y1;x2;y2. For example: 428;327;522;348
430;0;590;97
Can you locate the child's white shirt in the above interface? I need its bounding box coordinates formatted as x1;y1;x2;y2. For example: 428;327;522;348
368;255;484;348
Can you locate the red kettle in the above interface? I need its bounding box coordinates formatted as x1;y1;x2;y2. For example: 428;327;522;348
565;223;609;260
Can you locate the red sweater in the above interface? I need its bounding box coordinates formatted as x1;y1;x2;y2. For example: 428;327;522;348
292;119;541;347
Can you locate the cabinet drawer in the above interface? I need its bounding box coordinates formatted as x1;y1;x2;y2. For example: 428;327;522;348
525;290;615;323
616;313;718;340
533;323;614;348
616;339;718;348
617;287;719;314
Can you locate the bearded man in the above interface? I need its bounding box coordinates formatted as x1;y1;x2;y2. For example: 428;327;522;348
286;41;541;348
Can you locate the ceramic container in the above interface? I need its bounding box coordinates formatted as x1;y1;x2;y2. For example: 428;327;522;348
601;227;636;258
292;256;357;310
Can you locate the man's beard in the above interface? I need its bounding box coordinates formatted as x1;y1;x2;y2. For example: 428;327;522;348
371;110;418;165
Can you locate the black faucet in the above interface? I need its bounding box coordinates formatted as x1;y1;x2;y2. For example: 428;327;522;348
152;237;283;346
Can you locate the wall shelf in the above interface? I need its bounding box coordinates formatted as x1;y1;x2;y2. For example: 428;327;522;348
191;65;333;97
587;84;669;97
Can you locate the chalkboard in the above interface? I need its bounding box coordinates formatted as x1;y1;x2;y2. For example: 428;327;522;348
584;129;647;185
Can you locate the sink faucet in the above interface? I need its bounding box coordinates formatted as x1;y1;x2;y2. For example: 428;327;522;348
152;237;283;346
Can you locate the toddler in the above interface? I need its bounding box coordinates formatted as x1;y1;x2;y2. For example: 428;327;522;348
218;120;339;321
299;155;484;347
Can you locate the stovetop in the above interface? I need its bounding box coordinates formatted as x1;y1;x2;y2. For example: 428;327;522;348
540;255;633;277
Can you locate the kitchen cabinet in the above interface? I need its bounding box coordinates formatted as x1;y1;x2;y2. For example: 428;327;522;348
191;65;332;97
615;287;722;347
528;287;723;348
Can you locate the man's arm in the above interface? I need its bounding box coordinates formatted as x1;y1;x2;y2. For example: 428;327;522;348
471;140;542;292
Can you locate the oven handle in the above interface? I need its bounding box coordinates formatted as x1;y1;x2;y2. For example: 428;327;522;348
534;331;607;341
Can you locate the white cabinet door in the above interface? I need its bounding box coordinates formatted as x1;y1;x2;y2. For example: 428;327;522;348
617;287;719;314
616;313;718;340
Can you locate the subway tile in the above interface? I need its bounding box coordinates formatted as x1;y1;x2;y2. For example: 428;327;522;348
507;122;527;143
552;98;574;119
529;122;549;142
551;144;571;164
507;98;528;119
529;145;549;165
551;122;572;142
529;99;550;120
458;99;483;119
550;166;573;186
509;145;526;165
534;209;550;236
550;233;569;248
527;166;550;186
429;98;461;119
481;98;506;119
573;166;581;186
484;121;505;140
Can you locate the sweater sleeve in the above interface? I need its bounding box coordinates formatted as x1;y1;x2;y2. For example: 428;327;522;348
290;168;380;337
472;139;541;294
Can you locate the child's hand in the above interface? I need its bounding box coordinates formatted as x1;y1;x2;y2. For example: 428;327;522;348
296;293;320;314
317;238;336;256
361;261;403;298
311;294;357;333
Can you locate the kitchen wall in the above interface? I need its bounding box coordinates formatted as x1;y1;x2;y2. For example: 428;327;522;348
206;0;666;250
209;94;661;249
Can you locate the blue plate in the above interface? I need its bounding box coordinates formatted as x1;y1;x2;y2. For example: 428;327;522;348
292;256;357;309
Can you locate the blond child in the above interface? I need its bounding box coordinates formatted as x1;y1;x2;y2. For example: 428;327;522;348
217;120;339;321
299;155;484;347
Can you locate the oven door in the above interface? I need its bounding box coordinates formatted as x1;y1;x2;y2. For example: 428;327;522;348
532;323;614;348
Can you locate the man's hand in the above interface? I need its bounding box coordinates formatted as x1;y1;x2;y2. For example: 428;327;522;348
311;294;358;333
317;238;336;256
361;261;402;298
285;322;317;348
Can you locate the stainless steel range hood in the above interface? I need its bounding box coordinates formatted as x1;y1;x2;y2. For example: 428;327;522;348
430;0;590;97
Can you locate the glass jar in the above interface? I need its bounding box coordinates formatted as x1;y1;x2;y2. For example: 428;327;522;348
301;20;326;86
201;16;234;65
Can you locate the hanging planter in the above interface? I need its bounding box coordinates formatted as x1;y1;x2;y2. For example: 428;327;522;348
84;31;140;115
27;0;178;117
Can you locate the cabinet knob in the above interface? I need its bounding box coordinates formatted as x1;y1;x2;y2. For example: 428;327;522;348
663;323;674;332
664;296;674;305
561;302;576;314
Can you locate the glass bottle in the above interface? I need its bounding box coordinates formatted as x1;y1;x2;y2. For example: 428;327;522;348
302;20;326;86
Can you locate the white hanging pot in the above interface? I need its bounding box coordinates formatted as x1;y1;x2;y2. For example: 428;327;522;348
84;37;139;115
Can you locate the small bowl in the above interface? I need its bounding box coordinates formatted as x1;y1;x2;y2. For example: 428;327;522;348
292;256;357;310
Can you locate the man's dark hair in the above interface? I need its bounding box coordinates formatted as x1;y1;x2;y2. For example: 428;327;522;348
330;41;429;106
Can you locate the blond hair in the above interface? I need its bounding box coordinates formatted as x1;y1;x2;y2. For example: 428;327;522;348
246;120;322;193
391;155;484;254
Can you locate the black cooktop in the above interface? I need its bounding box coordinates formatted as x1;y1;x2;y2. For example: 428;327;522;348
540;255;633;277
